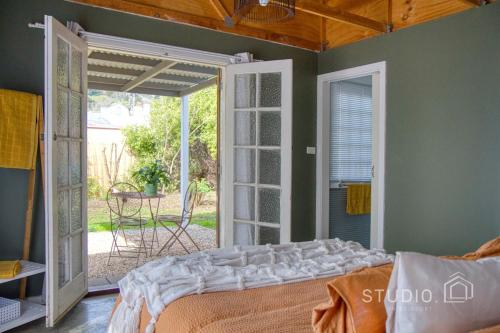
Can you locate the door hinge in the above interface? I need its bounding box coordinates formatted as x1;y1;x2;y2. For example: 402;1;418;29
53;133;57;141
371;165;375;178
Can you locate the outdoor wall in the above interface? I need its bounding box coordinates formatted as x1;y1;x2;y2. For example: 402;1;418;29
319;2;500;256
0;0;317;297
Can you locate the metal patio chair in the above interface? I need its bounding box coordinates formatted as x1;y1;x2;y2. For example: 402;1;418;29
156;181;200;255
106;182;149;265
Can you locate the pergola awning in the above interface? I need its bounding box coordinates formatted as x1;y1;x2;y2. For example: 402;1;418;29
87;48;219;97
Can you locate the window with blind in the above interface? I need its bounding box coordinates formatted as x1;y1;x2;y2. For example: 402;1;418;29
330;80;372;184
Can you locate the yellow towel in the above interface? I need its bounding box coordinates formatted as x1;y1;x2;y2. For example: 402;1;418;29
0;89;42;170
0;260;21;279
346;184;371;215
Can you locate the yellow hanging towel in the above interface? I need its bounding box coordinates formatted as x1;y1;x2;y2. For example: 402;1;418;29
346;183;371;215
0;260;21;279
0;89;42;170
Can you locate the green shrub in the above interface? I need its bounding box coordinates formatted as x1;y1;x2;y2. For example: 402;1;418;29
88;177;105;199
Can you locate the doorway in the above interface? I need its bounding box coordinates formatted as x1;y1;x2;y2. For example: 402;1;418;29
316;62;386;249
84;48;221;290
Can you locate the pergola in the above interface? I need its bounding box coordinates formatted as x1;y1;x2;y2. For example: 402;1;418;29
87;48;219;202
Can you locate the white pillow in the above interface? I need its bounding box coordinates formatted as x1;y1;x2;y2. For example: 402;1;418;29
385;252;500;333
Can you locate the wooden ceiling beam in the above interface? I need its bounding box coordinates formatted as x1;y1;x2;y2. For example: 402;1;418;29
68;0;321;51
209;0;233;25
296;0;388;33
457;0;482;6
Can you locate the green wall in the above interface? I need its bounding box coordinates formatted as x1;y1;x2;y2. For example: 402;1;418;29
318;2;500;255
0;0;317;297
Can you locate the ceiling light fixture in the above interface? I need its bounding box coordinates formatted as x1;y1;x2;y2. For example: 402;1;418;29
234;0;295;23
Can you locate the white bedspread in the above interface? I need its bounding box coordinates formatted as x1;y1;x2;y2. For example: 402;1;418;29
108;239;394;333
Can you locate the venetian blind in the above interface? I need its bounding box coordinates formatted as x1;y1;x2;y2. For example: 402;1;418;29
330;81;372;184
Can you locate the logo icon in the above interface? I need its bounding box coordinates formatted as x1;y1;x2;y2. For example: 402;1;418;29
443;272;473;303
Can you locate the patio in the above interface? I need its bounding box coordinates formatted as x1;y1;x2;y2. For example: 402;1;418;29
88;225;216;288
87;191;217;289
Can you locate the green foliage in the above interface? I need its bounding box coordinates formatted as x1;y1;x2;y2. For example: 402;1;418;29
88;177;105;199
196;178;213;194
122;86;218;192
122;126;157;161
133;160;170;187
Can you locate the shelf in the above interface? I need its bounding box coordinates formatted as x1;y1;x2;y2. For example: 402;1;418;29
0;261;45;284
0;299;45;333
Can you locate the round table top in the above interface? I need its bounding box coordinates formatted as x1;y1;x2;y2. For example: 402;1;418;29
110;191;165;199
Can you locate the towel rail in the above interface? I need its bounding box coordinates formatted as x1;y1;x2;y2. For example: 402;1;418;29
330;181;371;189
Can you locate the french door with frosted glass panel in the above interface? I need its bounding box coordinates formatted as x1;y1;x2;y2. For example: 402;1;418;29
45;16;88;326
223;60;292;247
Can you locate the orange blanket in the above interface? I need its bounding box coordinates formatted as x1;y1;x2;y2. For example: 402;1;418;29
114;277;333;333
312;237;500;333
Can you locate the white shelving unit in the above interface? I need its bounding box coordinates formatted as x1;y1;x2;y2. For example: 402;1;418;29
0;261;46;333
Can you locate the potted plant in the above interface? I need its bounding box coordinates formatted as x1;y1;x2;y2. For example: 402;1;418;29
133;160;169;196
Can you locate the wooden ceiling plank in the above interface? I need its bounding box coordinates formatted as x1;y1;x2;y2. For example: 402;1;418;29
388;0;393;31
320;0;327;51
209;0;231;21
457;0;482;6
68;0;321;51
296;0;387;33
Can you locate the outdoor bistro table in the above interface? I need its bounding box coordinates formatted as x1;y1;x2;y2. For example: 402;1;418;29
109;191;165;257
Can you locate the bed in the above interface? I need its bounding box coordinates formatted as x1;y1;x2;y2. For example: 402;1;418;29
108;239;393;333
114;276;333;333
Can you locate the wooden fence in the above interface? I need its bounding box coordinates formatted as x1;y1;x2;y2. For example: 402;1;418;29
87;127;135;190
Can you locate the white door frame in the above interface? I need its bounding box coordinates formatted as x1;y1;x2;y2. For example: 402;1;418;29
315;61;386;249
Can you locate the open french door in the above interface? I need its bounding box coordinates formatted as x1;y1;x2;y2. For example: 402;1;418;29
222;60;292;247
44;16;88;326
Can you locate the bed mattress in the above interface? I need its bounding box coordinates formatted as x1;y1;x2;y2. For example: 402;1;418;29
114;277;333;333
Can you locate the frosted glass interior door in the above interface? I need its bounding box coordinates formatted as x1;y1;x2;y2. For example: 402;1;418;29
44;15;88;326
223;60;292;247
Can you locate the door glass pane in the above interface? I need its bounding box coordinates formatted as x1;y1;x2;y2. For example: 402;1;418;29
70;94;81;138
234;185;255;221
57;141;69;186
57;38;69;88
259;150;280;185
56;90;69;137
258;188;280;224
71;188;82;231
234;148;255;183
70;48;82;93
259;112;281;146
234;222;255;246
58;237;69;288
58;190;70;237
70;142;81;184
258;226;280;245
71;234;83;278
259;73;281;107
235;111;255;146
235;74;256;108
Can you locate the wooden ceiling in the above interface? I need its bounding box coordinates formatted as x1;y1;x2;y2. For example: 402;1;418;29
68;0;492;51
